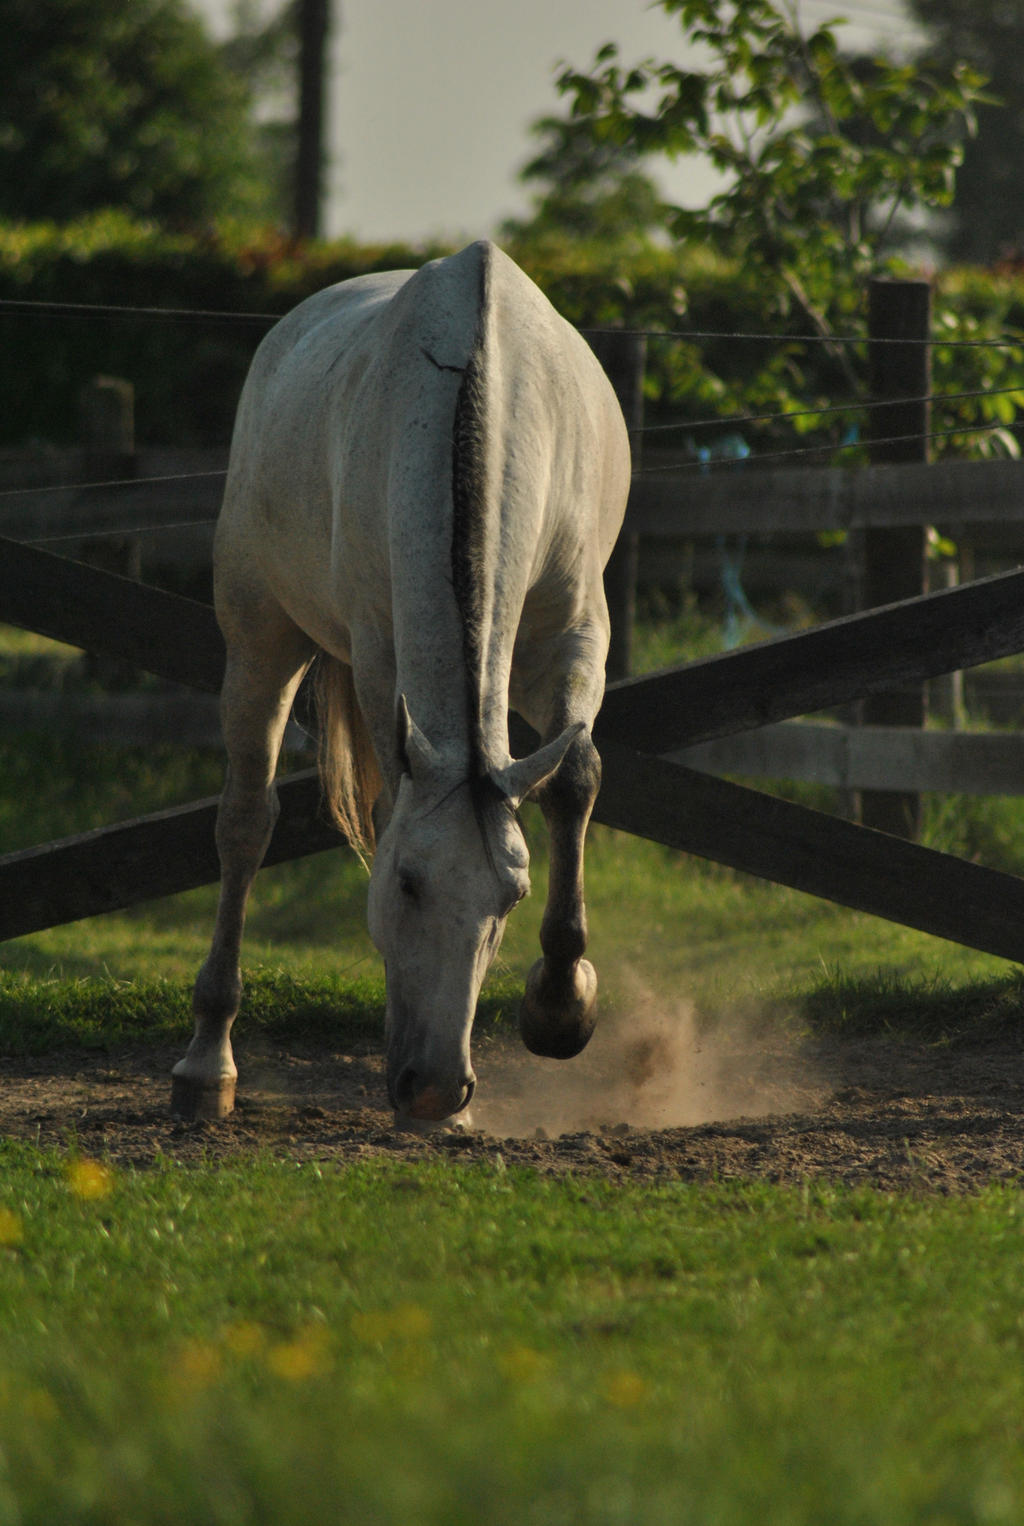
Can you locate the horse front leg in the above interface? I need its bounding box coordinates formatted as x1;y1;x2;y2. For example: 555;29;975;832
519;728;601;1059
172;624;312;1119
171;762;277;1119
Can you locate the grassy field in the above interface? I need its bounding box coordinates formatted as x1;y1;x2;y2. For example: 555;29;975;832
3;617;1024;1522
2;1151;1024;1525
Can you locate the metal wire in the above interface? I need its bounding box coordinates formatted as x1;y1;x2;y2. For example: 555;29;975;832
0;296;278;327
0;299;1017;522
4;372;1021;506
3;295;1021;351
637;416;1021;473
2;398;1018;515
0;469;226;503
609;326;1024;351
23;517;218;547
640;382;1024;438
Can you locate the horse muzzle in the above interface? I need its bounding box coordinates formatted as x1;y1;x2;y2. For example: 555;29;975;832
389;1060;476;1123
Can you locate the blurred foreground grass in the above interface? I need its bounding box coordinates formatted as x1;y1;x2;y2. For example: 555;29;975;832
0;1152;1023;1525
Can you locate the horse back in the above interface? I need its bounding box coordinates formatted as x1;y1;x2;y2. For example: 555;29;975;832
214;243;629;748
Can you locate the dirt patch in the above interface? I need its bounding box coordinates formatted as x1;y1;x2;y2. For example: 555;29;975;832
3;1002;1024;1192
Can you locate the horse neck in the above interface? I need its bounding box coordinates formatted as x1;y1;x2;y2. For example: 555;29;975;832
390;565;514;774
387;241;530;771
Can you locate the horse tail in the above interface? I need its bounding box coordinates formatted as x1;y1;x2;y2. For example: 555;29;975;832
313;652;381;864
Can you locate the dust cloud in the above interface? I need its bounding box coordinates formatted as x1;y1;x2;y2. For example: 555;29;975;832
470;969;825;1140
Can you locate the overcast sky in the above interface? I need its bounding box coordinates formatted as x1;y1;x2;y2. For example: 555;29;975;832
194;0;920;245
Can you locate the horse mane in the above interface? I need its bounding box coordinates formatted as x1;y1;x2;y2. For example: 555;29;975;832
450;246;491;780
448;249;523;865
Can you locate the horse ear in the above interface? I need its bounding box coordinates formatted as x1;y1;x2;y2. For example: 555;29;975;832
492;722;585;807
396;693;439;780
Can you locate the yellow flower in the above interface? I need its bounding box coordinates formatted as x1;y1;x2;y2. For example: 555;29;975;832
0;1207;23;1247
602;1370;649;1408
66;1159;114;1201
221;1320;266;1359
23;1388;58;1424
266;1325;331;1381
388;1303;433;1341
171;1340;223;1393
351;1303;432;1346
497;1344;550;1383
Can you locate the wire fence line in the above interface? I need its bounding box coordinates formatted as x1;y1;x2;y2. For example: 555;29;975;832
4;375;1022;492
0;470;226;503
638;419;1024;474
3;292;1023;352
1;290;1020;546
643;381;1024;437
0;296;278;328
618;327;1024;351
1;417;1018;538
25;517;219;547
4;417;1018;549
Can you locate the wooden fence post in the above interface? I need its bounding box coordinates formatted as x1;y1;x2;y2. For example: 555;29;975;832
78;375;139;577
78;376;140;680
80;374;135;472
587;329;646;681
860;278;931;838
76;375;138;576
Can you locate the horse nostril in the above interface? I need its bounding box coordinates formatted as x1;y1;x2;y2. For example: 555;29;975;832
394;1065;420;1113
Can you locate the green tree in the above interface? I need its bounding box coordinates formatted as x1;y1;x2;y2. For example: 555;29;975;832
501;112;669;251
907;0;1024;264
556;0;985;331
549;0;1024;461
0;0;269;224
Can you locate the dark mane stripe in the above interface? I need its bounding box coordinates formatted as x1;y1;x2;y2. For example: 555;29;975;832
450;248;491;776
450;250;518;860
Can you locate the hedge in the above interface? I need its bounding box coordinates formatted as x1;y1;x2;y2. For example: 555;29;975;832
1;213;1023;455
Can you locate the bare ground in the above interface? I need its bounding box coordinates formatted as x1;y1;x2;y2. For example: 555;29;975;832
3;1003;1024;1191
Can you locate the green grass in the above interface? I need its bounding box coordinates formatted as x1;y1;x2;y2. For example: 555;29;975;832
0;1149;1023;1524
4;648;1024;1523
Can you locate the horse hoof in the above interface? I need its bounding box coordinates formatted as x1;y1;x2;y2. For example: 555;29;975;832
170;1073;236;1120
393;1110;475;1136
519;958;598;1059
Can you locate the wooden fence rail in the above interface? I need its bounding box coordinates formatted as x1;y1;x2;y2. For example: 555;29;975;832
6;535;1024;966
596;564;1024;751
8;537;1024;757
0;535;223;693
675;722;1024;797
4;447;1024;546
5;687;1024;799
626;455;1024;537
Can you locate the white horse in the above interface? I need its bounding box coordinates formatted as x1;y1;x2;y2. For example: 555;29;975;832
171;240;630;1125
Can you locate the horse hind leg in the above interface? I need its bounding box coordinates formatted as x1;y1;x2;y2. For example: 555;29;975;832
519;726;602;1060
171;614;313;1119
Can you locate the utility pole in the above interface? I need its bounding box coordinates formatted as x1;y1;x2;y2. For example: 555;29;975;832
294;0;331;240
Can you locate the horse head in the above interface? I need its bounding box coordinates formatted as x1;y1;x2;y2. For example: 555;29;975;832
367;696;582;1123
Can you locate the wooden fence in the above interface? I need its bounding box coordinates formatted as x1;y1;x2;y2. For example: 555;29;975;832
6;534;1024;965
5;290;1024;966
5;413;1024;801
